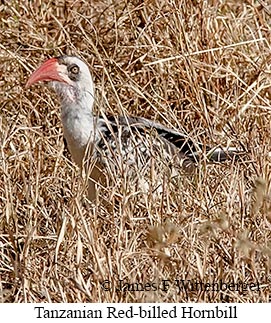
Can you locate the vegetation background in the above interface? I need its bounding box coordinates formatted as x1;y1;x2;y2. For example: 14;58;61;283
0;0;271;302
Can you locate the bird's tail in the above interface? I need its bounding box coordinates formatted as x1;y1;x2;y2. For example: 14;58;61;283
187;146;243;163
206;147;243;162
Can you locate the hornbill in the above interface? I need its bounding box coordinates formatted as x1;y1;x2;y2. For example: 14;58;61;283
26;56;240;200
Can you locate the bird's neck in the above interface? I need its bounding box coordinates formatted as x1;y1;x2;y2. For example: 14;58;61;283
60;89;96;166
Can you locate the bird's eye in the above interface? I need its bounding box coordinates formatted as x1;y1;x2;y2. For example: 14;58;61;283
69;64;80;75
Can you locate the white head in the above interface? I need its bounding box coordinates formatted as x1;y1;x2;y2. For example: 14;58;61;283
26;56;95;106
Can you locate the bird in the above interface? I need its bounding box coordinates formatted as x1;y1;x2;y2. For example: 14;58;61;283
26;56;240;201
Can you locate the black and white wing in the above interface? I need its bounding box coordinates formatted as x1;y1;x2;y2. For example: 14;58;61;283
96;115;239;164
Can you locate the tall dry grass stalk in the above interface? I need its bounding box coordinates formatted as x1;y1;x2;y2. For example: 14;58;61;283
0;0;271;302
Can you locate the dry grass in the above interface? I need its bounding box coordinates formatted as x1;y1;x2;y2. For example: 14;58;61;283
1;0;271;302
